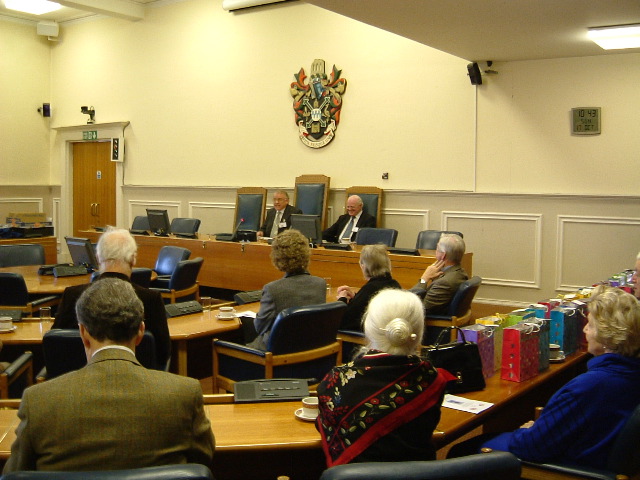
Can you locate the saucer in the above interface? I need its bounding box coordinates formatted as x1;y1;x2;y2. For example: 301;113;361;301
549;354;566;363
294;408;318;422
216;314;236;321
0;326;17;334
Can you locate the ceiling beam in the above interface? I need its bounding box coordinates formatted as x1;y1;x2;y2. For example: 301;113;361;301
57;0;144;21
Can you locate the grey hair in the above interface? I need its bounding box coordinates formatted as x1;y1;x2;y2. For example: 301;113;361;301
76;277;143;343
96;227;137;266
363;289;424;356
359;244;392;279
437;233;465;264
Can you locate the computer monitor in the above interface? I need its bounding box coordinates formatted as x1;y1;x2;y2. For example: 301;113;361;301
146;208;171;236
65;236;99;270
290;214;322;247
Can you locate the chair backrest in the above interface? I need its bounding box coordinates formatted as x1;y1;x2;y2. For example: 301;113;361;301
268;301;347;354
1;463;214;480
154;246;191;276
0;244;45;267
294;174;330;229
318;451;521;480
42;329;157;379
168;257;204;291
170;218;201;235
131;215;150;231
607;403;640;475
446;275;482;317
355;228;398;247
130;268;153;288
416;230;464;250
345;186;383;226
0;273;29;306
234;187;267;232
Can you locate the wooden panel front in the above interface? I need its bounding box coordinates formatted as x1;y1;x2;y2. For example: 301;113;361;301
0;237;57;264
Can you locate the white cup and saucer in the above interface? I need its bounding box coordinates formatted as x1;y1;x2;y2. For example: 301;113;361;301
0;317;16;333
549;343;565;363
294;396;319;422
216;306;236;320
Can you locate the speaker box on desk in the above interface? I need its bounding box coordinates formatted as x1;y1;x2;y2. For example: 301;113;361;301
467;62;482;85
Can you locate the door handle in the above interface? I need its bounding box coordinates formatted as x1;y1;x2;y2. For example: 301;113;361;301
95;203;100;217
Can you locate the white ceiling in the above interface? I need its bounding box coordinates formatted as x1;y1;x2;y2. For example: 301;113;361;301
1;0;639;62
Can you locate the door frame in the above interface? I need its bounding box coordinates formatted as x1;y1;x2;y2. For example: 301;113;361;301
53;122;129;246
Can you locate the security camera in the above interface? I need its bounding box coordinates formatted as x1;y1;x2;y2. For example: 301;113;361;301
80;106;96;124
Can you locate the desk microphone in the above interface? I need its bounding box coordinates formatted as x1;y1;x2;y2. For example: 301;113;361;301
232;218;245;241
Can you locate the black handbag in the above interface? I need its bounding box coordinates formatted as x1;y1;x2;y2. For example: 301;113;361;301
423;327;486;393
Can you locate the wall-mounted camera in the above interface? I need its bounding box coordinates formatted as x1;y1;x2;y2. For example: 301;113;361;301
80;106;96;124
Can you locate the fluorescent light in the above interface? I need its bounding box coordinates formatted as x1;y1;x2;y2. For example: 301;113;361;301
4;0;62;15
588;24;640;50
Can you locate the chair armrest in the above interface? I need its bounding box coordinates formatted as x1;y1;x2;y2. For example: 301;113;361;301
148;288;171;294
520;459;617;479
213;340;267;358
425;314;453;321
36;367;48;382
4;352;32;377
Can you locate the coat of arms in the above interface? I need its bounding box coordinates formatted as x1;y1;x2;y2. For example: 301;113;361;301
290;59;347;148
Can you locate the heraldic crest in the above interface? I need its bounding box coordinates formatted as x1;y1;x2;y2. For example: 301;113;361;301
290;59;347;148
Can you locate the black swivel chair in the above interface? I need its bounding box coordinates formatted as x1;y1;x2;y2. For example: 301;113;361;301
355;228;398;247
0;272;59;316
416;230;464;250
0;244;46;267
0;464;214;480
151;257;203;304
170;218;201;238
151;245;191;288
130;215;150;233
319;451;521;480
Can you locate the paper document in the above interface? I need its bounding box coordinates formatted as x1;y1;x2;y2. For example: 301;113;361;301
442;394;493;414
237;311;257;319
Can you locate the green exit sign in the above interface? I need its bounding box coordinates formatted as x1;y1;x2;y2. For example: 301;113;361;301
83;131;98;140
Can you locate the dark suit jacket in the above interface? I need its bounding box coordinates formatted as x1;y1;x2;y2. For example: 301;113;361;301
52;272;171;368
259;204;302;237
322;212;377;243
3;348;214;473
411;264;468;316
338;273;402;331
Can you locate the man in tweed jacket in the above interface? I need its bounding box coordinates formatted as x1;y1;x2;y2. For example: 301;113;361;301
3;278;214;473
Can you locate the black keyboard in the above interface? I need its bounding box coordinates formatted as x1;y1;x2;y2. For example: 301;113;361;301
165;300;203;317
53;265;90;277
130;229;149;236
322;242;351;251
234;379;309;403
387;247;420;256
215;233;234;242
234;290;262;305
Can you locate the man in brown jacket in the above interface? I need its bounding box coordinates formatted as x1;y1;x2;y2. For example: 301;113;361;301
3;278;214;473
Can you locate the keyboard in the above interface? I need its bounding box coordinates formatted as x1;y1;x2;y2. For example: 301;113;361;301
387;247;420;256
53;265;90;277
234;379;309;403
173;232;197;239
130;229;149;236
322;242;351;251
165;300;203;318
234;290;262;305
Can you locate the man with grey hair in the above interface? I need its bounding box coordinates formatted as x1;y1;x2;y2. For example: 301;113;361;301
53;227;170;368
4;278;215;472
322;194;376;243
412;233;468;316
257;190;302;238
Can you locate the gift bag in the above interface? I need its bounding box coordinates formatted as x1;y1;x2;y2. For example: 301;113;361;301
521;318;550;371
537;299;563;319
476;316;504;372
550;306;578;354
570;300;589;348
458;324;494;378
424;327;486;393
501;324;540;382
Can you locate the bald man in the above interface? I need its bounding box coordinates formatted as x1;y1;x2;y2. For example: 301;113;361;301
322;195;376;243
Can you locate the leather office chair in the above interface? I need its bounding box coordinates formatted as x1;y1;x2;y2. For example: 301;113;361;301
319;451;521;480
519;404;640;480
0;244;45;267
39;329;158;381
151;245;191;288
130;267;153;288
0;272;59;316
416;230;464;250
212;301;346;393
355;228;398;247
0;351;34;399
293;174;330;229
170;217;201;237
151;257;203;304
1;463;214;480
235;187;267;232
423;275;482;344
345;186;383;226
130;215;150;232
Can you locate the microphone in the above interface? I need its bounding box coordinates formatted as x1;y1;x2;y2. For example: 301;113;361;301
231;218;245;241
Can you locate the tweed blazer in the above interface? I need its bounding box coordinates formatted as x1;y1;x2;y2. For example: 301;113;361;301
249;272;327;350
322;212;376;243
259;204;303;237
52;272;171;368
411;264;468;316
3;348;214;473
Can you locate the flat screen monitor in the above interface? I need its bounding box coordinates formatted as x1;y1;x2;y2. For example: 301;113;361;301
65;236;99;270
290;214;322;247
146;208;171;236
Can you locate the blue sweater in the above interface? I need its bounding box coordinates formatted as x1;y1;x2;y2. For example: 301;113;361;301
483;353;640;468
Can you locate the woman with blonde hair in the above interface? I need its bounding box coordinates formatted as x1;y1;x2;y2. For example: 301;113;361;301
316;289;455;466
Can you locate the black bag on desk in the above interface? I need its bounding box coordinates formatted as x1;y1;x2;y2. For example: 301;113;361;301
423;327;486;394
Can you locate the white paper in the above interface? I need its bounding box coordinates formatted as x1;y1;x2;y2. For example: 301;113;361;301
237;311;257;319
442;394;494;414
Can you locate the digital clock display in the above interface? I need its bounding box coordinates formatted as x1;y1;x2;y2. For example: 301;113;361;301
571;107;601;135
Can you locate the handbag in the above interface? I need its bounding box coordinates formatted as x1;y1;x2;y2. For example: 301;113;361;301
423;327;486;393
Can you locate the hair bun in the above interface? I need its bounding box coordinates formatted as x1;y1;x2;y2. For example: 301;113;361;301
385;318;413;346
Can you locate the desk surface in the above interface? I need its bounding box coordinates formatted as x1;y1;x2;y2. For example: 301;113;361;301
0;265;91;295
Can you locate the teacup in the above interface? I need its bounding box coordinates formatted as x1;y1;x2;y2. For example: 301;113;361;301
218;306;236;319
549;343;564;360
0;317;13;331
302;396;319;418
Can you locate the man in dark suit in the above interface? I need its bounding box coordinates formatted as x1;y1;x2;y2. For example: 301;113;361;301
257;190;302;238
322;194;376;243
3;278;214;472
53;227;170;369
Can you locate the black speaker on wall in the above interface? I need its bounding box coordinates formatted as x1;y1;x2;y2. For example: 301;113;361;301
467;62;482;85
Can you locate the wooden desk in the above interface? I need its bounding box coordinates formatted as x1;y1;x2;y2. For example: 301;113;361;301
0;265;91;295
82;231;473;291
0;236;57;265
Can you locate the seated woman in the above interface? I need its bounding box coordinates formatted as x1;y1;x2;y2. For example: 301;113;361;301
448;285;640;469
316;289;455;467
335;244;401;332
247;229;326;351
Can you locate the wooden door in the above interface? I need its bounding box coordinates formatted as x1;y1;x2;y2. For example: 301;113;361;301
72;141;116;235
